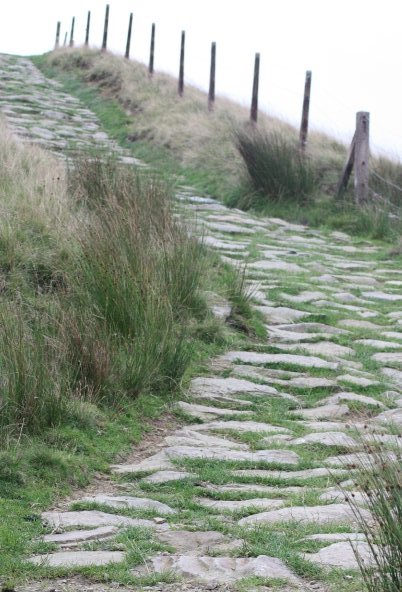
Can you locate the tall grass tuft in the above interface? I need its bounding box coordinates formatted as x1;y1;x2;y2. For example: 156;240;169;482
234;128;316;207
69;158;204;398
0;306;68;439
346;440;402;592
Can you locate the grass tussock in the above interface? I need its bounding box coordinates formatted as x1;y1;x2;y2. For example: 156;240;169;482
234;127;316;207
0;121;208;443
347;441;402;592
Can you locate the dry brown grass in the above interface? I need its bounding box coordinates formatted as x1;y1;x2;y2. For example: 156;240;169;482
46;48;348;197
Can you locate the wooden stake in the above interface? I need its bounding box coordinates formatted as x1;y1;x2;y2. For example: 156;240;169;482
63;32;68;47
208;42;216;111
250;53;260;123
354;111;370;203
55;21;61;49
149;23;155;75
85;11;91;47
299;70;312;153
125;13;133;59
102;4;109;52
178;31;185;96
335;132;356;198
69;17;75;47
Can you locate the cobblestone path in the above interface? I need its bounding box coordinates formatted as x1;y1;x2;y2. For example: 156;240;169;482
1;53;401;592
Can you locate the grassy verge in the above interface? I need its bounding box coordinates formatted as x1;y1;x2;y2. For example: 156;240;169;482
33;48;402;241
0;121;258;582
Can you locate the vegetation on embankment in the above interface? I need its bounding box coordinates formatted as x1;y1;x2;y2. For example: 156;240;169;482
34;48;402;241
0;121;257;580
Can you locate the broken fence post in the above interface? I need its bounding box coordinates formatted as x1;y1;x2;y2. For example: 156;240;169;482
69;17;75;47
250;52;260;123
354;111;370;203
178;30;185;96
55;21;61;49
149;23;155;75
208;41;216;111
85;11;91;47
102;4;109;52
299;70;312;153
125;12;133;58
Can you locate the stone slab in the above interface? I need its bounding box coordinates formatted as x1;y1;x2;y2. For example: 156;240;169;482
165;446;299;465
303;541;378;569
42;510;159;529
232;467;347;481
290;431;358;448
29;551;125;567
294;404;349;420
80;495;176;514
42;526;118;546
220;351;338;370
111;451;174;475
196;498;284;512
238;504;371;526
133;554;297;582
141;470;196;484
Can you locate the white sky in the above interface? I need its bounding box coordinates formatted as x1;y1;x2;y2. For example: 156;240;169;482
1;0;402;159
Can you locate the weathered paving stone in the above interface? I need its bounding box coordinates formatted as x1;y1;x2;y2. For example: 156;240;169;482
294;403;349;420
191;376;278;397
322;392;386;408
132;554;298;583
374;407;402;427
29;551;125;567
165;428;249;450
301;532;366;542
111;450;174;474
141;470;196;484
337;373;379;387
191;420;292;434
356;339;402;350
274;341;354;359
203;483;311;495
362;290;402;301
196;498;284;512
373;352;402;366
232;467;348;480
238;504;371;526
80;495;176;514
220;351;338;369
177;401;253;420
156;530;242;555
319;488;366;505
302;541;378;569
165;446;299;465
249;260;304;272
290;431;358;448
41;510;161;529
42;526;118;546
325;452;398;467
255;305;308;323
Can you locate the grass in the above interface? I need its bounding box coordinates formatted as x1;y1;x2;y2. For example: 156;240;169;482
0;121;256;583
346;441;402;592
33;47;402;241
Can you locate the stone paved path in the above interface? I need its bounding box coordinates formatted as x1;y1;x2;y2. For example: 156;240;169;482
1;53;402;591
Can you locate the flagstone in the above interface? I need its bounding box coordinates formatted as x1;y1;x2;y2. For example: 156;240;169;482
191;420;292;434
165;428;249;450
238;504;370;526
362;291;402;301
274;341;354;359
196;497;284;512
42;526;118;546
374;407;402;427
256;305;308;323
290;431;358;448
29;551;125;567
232;467;348;480
302;541;378;569
133;554;298;583
356;339;402;349
373;352;402;365
156;530;242;555
165;446;299;465
111;450;174;475
325;452;397;467
294;404;349;420
79;495;176;514
41;510;159;529
141;470;196;484
322;392;386;408
220;351;338;369
191;376;278;396
177;401;253;421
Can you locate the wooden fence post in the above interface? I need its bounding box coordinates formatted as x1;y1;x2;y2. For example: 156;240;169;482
125;13;133;58
299;70;312;153
335;133;356;198
250;52;260;123
69;17;75;47
102;4;109;52
149;23;155;75
178;31;185;96
208;42;216;111
55;21;61;49
63;32;68;47
354;111;370;203
85;11;91;47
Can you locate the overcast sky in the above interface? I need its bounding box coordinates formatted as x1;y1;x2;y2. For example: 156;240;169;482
1;0;401;159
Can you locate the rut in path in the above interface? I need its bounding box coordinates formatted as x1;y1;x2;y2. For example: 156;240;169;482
1;53;401;592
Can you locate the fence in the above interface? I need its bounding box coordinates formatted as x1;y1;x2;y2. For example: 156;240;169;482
55;4;376;204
